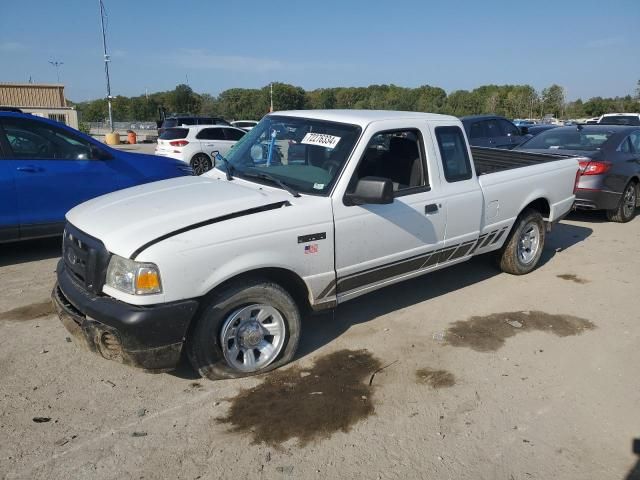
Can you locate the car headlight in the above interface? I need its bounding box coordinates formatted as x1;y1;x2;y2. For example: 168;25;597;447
105;254;162;295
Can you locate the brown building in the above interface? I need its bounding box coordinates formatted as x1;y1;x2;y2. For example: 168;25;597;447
0;83;78;128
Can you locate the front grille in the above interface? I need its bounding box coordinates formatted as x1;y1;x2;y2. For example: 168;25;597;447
62;223;110;294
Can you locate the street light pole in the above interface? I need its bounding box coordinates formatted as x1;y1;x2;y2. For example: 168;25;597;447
99;0;114;132
48;61;63;83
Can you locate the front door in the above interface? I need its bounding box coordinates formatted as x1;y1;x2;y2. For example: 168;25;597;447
332;128;447;301
0;116;126;238
0;141;18;242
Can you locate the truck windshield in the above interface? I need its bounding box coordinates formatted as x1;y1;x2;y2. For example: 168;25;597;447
214;115;361;195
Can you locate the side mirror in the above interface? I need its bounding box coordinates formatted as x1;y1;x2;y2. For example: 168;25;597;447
345;176;394;206
211;150;220;166
520;126;529;135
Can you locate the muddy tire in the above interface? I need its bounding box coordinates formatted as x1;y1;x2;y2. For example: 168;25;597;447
606;181;637;223
498;209;545;275
186;279;301;380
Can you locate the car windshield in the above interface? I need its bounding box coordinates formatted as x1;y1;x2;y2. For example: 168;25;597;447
214;115;361;195
519;128;614;151
599;115;640;126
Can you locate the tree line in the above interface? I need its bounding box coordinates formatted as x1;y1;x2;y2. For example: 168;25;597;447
73;81;640;123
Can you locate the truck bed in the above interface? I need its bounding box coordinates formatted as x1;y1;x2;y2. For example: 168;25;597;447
471;147;572;175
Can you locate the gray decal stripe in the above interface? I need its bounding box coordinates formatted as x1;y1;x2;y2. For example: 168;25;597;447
130;201;290;260
491;227;508;245
480;231;497;249
448;240;477;261
336;253;434;294
317;279;337;299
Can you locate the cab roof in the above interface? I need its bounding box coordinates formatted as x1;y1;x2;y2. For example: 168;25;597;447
273;110;458;127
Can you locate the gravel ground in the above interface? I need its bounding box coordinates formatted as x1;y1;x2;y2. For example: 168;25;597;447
0;211;638;480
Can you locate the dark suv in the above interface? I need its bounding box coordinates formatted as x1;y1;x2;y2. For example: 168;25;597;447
460;115;526;149
157;116;231;136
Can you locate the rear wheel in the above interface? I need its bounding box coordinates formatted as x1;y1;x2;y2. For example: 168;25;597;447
606;181;637;223
186;279;301;380
190;153;212;175
498;209;545;275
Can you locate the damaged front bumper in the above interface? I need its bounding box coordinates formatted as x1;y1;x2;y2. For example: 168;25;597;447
52;260;199;371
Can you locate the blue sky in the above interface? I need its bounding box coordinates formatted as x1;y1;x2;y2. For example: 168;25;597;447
1;0;639;102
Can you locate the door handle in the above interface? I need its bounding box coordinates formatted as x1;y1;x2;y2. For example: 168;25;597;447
425;203;439;214
16;166;43;173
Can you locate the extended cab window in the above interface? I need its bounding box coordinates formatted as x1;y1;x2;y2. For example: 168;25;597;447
349;129;427;194
435;126;472;182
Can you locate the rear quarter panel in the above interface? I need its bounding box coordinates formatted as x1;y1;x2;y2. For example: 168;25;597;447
477;157;578;234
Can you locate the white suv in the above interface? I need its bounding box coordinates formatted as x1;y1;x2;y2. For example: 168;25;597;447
155;125;246;175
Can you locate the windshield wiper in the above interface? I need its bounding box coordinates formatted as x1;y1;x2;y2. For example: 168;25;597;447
241;170;301;198
214;152;234;180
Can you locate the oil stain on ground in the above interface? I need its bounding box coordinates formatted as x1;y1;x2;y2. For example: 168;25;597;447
0;300;54;321
557;274;589;284
218;349;381;447
445;311;595;352
415;368;455;388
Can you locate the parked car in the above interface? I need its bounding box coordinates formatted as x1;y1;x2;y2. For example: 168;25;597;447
0;112;193;243
53;110;578;378
516;125;640;222
155;125;246;175
525;124;560;138
460;115;527;149
157;116;231;136
598;113;640;126
513;119;536;128
231;120;259;131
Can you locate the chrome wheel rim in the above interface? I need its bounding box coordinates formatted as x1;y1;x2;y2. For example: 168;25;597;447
191;155;210;175
220;304;286;373
517;222;540;264
622;184;636;218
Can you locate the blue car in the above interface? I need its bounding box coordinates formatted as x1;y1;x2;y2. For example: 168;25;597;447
0;112;192;243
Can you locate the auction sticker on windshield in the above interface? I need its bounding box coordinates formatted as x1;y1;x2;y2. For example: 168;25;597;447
301;133;341;149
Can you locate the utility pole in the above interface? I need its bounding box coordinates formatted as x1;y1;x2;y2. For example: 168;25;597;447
270;82;274;112
48;60;63;83
99;0;114;132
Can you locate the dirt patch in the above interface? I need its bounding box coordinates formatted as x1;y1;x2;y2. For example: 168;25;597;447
0;300;54;321
557;274;589;284
415;368;455;388
445;311;595;352
218;349;381;447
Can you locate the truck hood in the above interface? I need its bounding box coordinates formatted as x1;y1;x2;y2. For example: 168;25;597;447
66;176;291;258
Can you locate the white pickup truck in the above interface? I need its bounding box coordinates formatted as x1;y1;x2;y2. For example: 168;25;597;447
52;110;579;379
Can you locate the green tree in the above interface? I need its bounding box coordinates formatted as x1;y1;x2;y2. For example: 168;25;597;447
541;84;565;118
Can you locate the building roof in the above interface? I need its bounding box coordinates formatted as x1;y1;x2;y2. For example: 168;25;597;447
0;83;67;108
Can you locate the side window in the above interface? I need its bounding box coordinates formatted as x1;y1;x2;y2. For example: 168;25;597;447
618;137;632;153
435;126;473;182
224;128;245;141
197;128;225;140
484;120;501;138
349;129;427;194
469;122;485;139
627;132;640;153
1;117;93;160
499;119;520;137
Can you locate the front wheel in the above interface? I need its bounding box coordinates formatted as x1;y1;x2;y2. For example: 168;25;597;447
190;153;212;175
606;181;637;223
186;279;301;380
498;209;545;275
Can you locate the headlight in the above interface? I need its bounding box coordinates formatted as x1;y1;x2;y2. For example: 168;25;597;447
105;255;162;295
